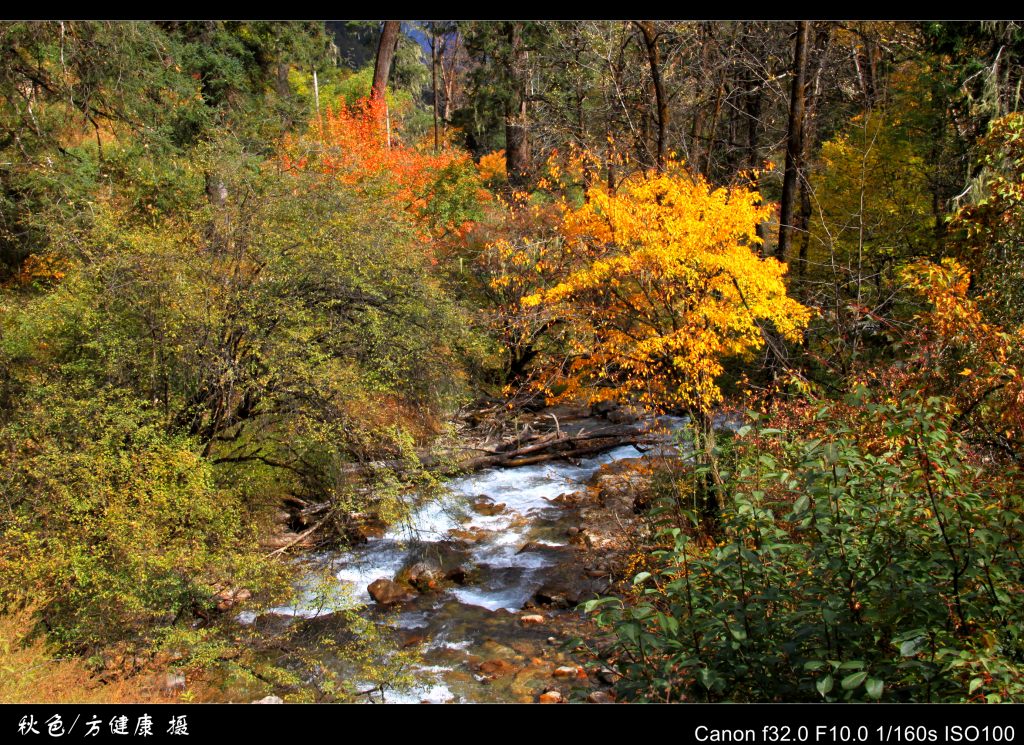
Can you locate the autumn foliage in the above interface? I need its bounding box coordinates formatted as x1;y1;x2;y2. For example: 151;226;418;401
281;96;485;247
525;164;812;414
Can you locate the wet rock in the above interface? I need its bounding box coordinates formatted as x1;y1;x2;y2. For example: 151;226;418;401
397;561;444;593
351;517;387;541
400;630;428;648
538;690;563;703
506;639;538;656
606;405;642;425
553;665;582;678
519;614;545;626
510;660;556;696
479;640;519;660
517;540;547;554
532;566;598;608
367;578;415;605
597;668;621;685
445;565;469;585
477;658;518;678
449;527;489;544
470;496;507;516
587;690;615;703
253;695;284;704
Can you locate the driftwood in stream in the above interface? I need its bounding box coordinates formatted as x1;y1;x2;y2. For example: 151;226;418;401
334;420;665;476
457;423;661;470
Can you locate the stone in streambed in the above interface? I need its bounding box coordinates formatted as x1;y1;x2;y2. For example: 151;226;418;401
470;496;507;516
477;658;518;678
519;614;545;626
449;527;489;544
396;561;444;593
510;660;556;696
367;578;415;605
587;690;615;703
538;690;563;703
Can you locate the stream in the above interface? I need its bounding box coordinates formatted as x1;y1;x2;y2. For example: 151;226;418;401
238;415;690;703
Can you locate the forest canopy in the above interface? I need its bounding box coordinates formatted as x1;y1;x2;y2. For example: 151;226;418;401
1;20;1023;704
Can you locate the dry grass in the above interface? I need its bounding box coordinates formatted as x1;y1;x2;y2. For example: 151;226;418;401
0;609;177;704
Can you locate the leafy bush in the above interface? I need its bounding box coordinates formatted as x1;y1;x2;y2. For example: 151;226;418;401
586;388;1024;702
0;385;283;651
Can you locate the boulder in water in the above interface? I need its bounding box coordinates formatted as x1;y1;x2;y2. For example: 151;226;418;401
477;658;518;678
470;496;507;516
538;690;563;703
367;578;415;605
397;561;444;593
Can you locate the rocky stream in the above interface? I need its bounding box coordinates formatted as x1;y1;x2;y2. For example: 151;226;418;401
236;408;691;703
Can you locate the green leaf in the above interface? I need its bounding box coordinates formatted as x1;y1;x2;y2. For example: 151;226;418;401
899;636;926;657
841;671;868;690
816;674;834;697
865;678;884;699
969;677;984;694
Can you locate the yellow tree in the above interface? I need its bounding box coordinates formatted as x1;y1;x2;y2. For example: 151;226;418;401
525;164;811;515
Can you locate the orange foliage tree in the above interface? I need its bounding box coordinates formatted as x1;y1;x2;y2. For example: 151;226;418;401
280;96;486;254
524;164;811;512
525;164;811;415
899;258;1024;451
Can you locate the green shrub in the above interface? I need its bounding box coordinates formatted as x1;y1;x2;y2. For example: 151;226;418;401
586;389;1024;702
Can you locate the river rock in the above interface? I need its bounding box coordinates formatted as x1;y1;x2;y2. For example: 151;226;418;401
511;660;556;695
397;561;444;593
538;690;563;703
400;629;428;647
477;658;518;678
606;405;642;425
519;614;545;626
449;527;489;544
470;496;507;516
553;665;583;678
445;565;470;585
479;639;519;660
367;578;415;605
351;517;387;541
587;690;615;703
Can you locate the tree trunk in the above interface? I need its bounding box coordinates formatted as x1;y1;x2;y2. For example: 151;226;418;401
505;22;532;188
371;21;401;101
691;408;724;527
797;23;833;277
431;25;441;151
636;21;668;171
777;20;810;263
744;67;768;252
